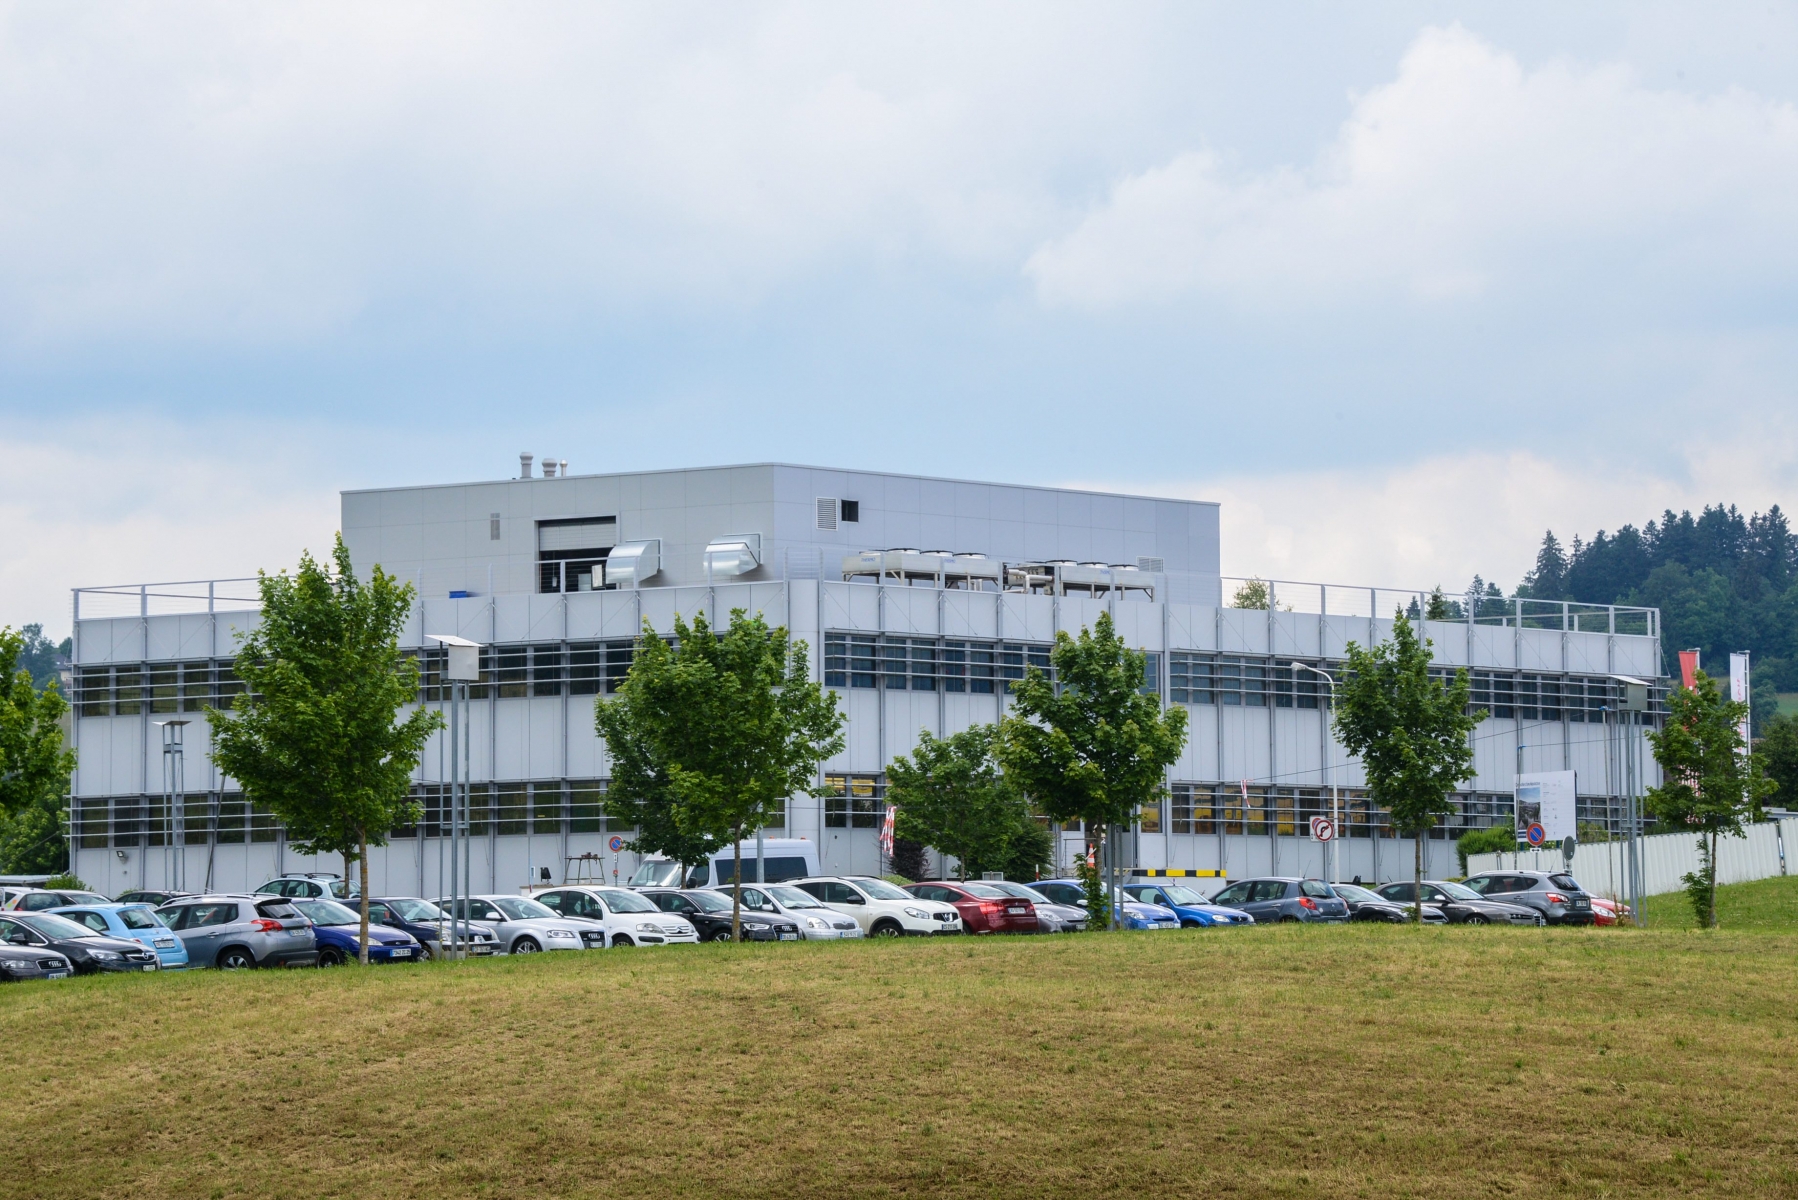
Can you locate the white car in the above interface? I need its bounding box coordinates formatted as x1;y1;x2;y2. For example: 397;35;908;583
720;883;864;940
435;894;603;953
531;885;700;947
791;876;962;937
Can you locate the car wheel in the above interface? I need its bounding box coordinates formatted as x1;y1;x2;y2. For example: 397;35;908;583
1465;914;1488;926
1181;920;1203;929
513;937;541;954
710;929;733;943
317;948;346;967
215;947;256;970
612;935;634;948
1280;915;1300;924
869;920;904;938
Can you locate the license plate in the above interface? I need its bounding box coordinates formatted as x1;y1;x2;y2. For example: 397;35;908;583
47;971;69;980
154;939;175;948
472;945;494;955
141;963;157;971
779;932;800;941
390;948;411;957
1007;906;1026;914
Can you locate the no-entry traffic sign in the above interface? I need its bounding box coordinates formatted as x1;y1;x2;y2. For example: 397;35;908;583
1309;816;1336;842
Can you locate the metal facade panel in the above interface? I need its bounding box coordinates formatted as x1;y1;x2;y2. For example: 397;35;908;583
940;591;997;639
1565;633;1610;674
1217;705;1271;784
1319;614;1364;660
1611;637;1660;678
1519;629;1562;672
1469;625;1512;670
1422;621;1470;666
1269;610;1317;662
1217;608;1269;654
1104;602;1162;651
1166;603;1214;652
881;588;938;636
568;715;604;780
999;594;1054;642
525;596;567;643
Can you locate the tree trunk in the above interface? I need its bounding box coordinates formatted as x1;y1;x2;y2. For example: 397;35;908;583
1412;828;1423;924
1708;830;1719;929
358;828;371;965
731;826;743;943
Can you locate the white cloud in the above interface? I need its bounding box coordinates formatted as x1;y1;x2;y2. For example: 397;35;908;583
1026;24;1798;309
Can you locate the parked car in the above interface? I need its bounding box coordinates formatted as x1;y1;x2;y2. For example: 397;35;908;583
531;886;700;947
0;941;72;981
1375;880;1543;925
0;911;161;974
48;903;191;968
1121;881;1254;927
289;899;423;965
1459;870;1596;925
791;876;963;937
156;894;320;968
435;894;604;953
904;880;1039;934
5;886;114;912
1590;896;1628;926
758;885;864;940
699;885;810;941
114;890;193;907
643;888;785;942
1328;882;1446;924
255;873;357;900
1030;880;1182;929
983;880;1087;933
1204;877;1350;924
363;897;500;958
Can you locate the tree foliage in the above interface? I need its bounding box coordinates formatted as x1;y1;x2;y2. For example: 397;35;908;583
594;610;844;938
207;536;440;963
1761;712;1798;813
0;627;76;853
1644;669;1776;929
888;726;1033;880
1332;613;1482;920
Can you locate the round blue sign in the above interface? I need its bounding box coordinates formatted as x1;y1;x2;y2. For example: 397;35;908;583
1526;823;1546;847
608;835;624;853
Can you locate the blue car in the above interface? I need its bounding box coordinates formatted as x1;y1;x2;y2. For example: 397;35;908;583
49;903;190;968
1031;880;1181;930
292;899;423;965
1121;882;1254;927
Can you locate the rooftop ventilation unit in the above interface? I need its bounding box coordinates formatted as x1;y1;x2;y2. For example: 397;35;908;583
704;533;763;578
842;550;1001;590
606;540;661;588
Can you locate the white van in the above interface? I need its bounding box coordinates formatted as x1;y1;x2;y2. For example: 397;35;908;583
627;838;820;889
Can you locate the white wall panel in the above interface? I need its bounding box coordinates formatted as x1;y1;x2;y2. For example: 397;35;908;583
1218;609;1269;655
1519;629;1562;672
940;591;997;639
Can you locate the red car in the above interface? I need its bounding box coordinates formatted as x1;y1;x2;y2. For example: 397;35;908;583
904;881;1038;934
1590;896;1630;926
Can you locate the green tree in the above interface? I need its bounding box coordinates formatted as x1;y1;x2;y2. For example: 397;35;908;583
1425;586;1456;620
0;627;76;876
888;726;1033;881
1761;712;1798;813
1644;669;1776;929
996;612;1188;929
595;610;843;939
593;660;724;876
1333;613;1482;921
207;537;441;965
1231;578;1270;610
1454;824;1516;875
15;624;71;692
994;819;1055;882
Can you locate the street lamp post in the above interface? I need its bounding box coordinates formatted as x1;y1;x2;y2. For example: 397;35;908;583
1290;663;1339;883
427;634;483;959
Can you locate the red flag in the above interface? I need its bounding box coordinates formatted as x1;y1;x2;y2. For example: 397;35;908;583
1678;649;1700;690
878;805;896;857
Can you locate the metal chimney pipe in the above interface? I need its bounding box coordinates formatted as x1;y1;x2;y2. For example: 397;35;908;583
519;452;534;479
559;459;568;477
542;459;558;479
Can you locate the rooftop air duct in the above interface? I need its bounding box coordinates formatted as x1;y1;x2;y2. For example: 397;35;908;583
606;540;661;588
704;533;763;578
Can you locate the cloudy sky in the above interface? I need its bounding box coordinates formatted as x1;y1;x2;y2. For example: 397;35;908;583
4;2;1796;636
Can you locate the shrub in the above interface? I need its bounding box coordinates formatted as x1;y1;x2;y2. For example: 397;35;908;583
1456;825;1517;874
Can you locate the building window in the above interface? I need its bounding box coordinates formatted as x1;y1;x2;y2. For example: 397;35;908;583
824;633;1048;693
823;774;883;828
490;512;501;541
840;500;859;523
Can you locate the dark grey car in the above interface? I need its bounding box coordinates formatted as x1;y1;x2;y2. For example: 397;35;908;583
0;912;160;974
1207;877;1350;923
0;943;72;981
1460;870;1595;925
157;895;319;968
1376;881;1542;925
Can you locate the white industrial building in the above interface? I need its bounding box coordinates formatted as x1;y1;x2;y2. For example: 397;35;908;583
66;460;1666;898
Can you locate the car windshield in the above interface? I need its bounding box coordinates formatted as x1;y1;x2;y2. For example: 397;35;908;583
852;878;913;901
295;900;360;926
682;890;735;913
385;899;446;921
598;889;658;913
67;893;109;905
1437;882;1484;901
628;860;686;887
1160;885;1207;905
961;883;1009;898
118;908;164;930
19;913;101;939
769;886;823;909
1331;884;1381;903
494;897;556;920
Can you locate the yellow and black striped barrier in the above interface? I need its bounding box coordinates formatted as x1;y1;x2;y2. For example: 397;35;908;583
1131;869;1226;878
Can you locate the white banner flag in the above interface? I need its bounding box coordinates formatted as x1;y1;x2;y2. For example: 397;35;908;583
1731;651;1751;751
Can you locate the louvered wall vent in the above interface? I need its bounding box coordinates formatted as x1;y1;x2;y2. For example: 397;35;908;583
816;497;839;530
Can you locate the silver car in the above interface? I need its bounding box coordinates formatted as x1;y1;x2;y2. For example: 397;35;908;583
435;894;603;953
155;894;319;969
1460;870;1596;926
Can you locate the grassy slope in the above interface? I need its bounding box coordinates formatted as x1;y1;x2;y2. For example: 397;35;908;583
4;925;1798;1200
1641;871;1798;930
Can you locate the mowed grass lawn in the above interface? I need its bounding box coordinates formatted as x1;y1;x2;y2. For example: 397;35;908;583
5;919;1798;1200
